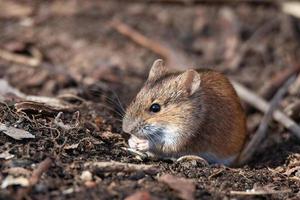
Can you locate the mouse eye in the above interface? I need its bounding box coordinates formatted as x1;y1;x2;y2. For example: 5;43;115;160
149;103;161;113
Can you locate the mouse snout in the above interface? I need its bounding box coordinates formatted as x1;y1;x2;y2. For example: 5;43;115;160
122;118;139;134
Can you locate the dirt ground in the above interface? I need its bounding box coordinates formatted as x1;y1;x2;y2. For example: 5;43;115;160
1;1;300;199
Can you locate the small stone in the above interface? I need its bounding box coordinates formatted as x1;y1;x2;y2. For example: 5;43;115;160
80;170;93;182
84;181;97;188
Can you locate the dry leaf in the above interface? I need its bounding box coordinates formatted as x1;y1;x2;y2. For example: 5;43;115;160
0;151;15;160
64;143;79;150
282;2;300;18
158;174;195;200
0;123;35;140
284;166;300;176
3;167;31;176
0;79;79;114
0;79;25;98
1;175;29;188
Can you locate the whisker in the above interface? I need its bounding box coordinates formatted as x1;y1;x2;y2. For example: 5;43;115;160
109;89;126;113
88;85;125;114
87;83;126;115
105;98;125;116
104;96;125;113
145;134;155;147
98;103;124;119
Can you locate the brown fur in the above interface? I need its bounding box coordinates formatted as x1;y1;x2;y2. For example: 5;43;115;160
122;60;247;163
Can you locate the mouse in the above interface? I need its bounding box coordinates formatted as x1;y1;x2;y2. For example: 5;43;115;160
122;59;247;166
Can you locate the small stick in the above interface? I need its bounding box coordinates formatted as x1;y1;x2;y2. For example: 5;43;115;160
236;76;297;165
29;158;52;185
232;80;300;138
259;64;300;100
16;158;52;200
230;189;291;196
227;18;278;70
85;161;158;173
0;49;41;67
110;19;189;68
111;19;170;58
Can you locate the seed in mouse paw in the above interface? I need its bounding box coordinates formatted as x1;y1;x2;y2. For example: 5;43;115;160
128;136;149;152
135;140;149;152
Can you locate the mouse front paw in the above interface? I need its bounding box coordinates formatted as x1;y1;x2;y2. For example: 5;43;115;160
128;136;149;152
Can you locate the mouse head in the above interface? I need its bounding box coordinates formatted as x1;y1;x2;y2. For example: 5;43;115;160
122;59;201;147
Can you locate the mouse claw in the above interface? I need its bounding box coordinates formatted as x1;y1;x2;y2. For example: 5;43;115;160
122;147;149;160
176;155;209;166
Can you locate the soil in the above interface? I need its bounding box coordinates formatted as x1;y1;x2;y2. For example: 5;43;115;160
1;1;300;200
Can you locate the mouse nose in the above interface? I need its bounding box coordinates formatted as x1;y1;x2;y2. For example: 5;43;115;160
122;123;131;134
122;118;139;134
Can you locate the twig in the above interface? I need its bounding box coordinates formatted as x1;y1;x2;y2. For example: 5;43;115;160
54;111;80;130
29;158;52;185
16;158;52;200
230;189;291;196
111;19;170;58
259;64;300;100
231;80;300;139
110;19;189;68
85;161;158;174
0;49;41;67
236;75;297;165
227;18;278;70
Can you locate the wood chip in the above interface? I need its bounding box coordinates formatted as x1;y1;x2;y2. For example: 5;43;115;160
0;48;41;67
230;186;291;196
3;167;31;177
64;143;79;150
125;191;153;200
0;151;15;160
15;99;78;114
282;2;300;18
158;174;195;200
0;123;35;140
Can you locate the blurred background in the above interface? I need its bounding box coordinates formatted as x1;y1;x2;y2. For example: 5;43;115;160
1;1;300;199
1;1;300;99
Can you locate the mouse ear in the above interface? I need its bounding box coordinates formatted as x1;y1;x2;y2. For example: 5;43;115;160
148;59;168;81
176;69;201;95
